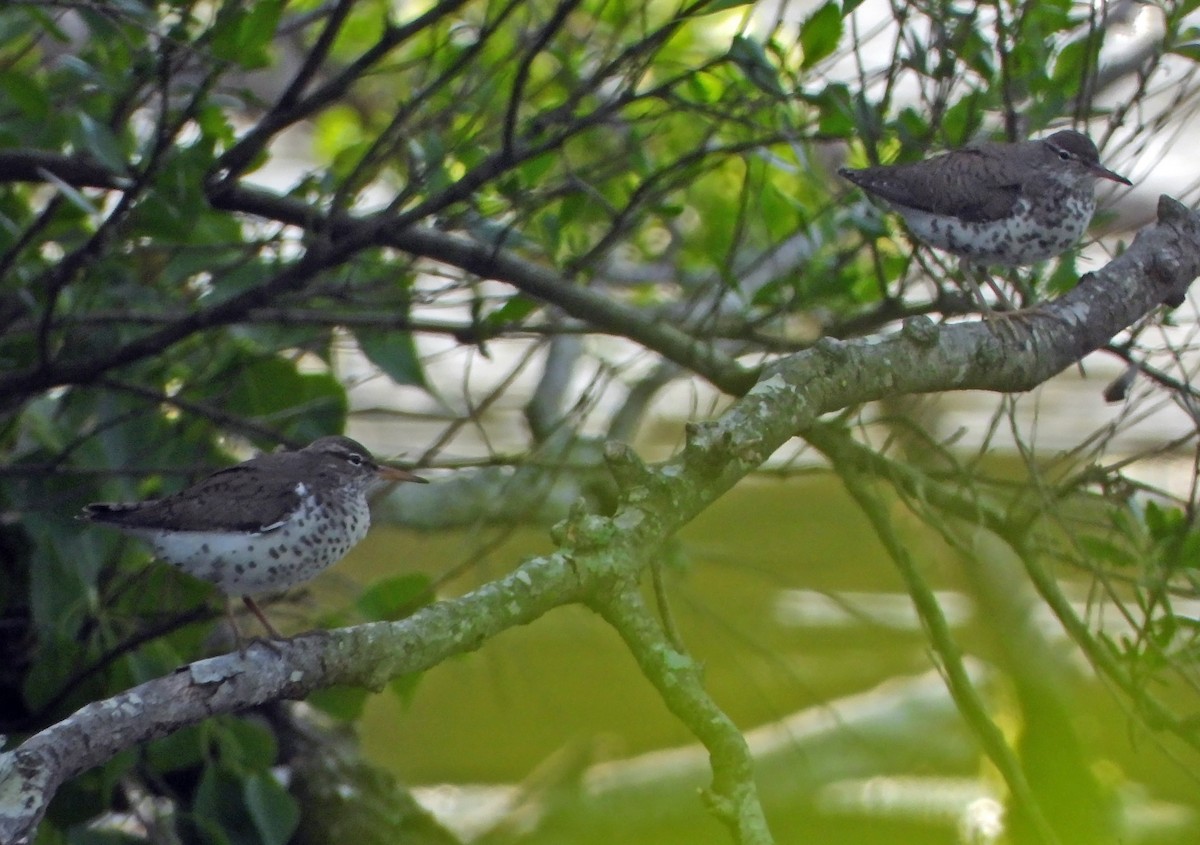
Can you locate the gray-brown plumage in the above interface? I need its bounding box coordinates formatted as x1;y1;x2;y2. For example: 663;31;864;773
83;435;427;638
839;130;1130;267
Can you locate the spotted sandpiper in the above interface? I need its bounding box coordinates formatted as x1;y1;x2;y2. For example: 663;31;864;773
839;129;1131;310
82;435;427;639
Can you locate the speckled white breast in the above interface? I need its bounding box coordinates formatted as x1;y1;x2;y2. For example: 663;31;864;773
132;483;372;596
895;192;1096;266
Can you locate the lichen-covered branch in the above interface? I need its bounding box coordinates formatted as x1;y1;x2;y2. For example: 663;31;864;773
3;199;1198;843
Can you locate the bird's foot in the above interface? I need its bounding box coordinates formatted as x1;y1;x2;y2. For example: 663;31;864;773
979;304;1045;342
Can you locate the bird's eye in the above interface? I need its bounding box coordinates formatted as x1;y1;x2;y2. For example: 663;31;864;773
347;452;364;466
1058;150;1071;161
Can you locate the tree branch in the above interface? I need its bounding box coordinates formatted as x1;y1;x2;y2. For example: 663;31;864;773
3;198;1197;843
591;582;773;844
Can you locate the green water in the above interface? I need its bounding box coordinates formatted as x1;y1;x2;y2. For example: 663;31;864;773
324;473;1198;844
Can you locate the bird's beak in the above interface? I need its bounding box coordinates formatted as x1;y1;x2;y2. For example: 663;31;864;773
1090;163;1132;186
377;465;429;483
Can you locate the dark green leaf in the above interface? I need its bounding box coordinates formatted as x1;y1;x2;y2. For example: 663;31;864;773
22;633;81;711
356;329;429;389
72;113;127;173
699;0;754;13
939;92;984;145
218;717;278;773
1077;535;1135;569
729;35;785;95
0;70;49;120
486;294;542;328
1052;38;1097;95
237;0;283;61
807;82;854;137
1180;531;1200;568
203;353;348;443
192;764;255;844
147;724;208;773
67;827;144;845
1170;42;1200;63
1144;500;1183;541
244;772;300;845
800;2;843;69
39;168;102;217
211;2;282;68
1046;252;1080;295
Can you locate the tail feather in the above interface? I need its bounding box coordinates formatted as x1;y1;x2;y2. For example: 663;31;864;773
81;502;145;523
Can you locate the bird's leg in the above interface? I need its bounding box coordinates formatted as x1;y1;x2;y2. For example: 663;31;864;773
224;597;282;657
222;598;247;654
243;595;285;639
957;259;1016;312
224;597;286;656
980;273;1017;311
957;259;1024;340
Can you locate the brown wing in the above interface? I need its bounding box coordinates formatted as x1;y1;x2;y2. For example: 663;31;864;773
83;461;302;533
841;145;1026;223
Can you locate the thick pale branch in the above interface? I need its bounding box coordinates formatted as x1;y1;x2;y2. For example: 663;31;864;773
0;552;583;843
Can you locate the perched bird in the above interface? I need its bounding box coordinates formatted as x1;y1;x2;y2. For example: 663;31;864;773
82;435;427;640
838;129;1131;309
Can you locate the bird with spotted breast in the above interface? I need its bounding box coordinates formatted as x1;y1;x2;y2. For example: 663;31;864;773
838;129;1131;313
82;435;427;641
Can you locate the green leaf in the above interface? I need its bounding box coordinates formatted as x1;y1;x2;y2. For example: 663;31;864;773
517;150;557;186
389;671;424;709
1045;252;1081;295
238;0;283;59
1180;530;1200;569
800;2;843;69
192;764;252;844
39;168;102;217
211;0;282;69
698;0;754;13
22;633;82;711
72;113;127;173
67;827;144;844
1078;535;1135;569
355;329;429;389
1144;500;1183;542
1052;37;1097;96
729;35;785;95
486;294;542;328
939;92;985;145
244;772;300;845
807;82;854;137
203;352;348;443
0;70;49;120
26;513;102;639
218;717;278;773
1170;42;1200;63
147;724;208;773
